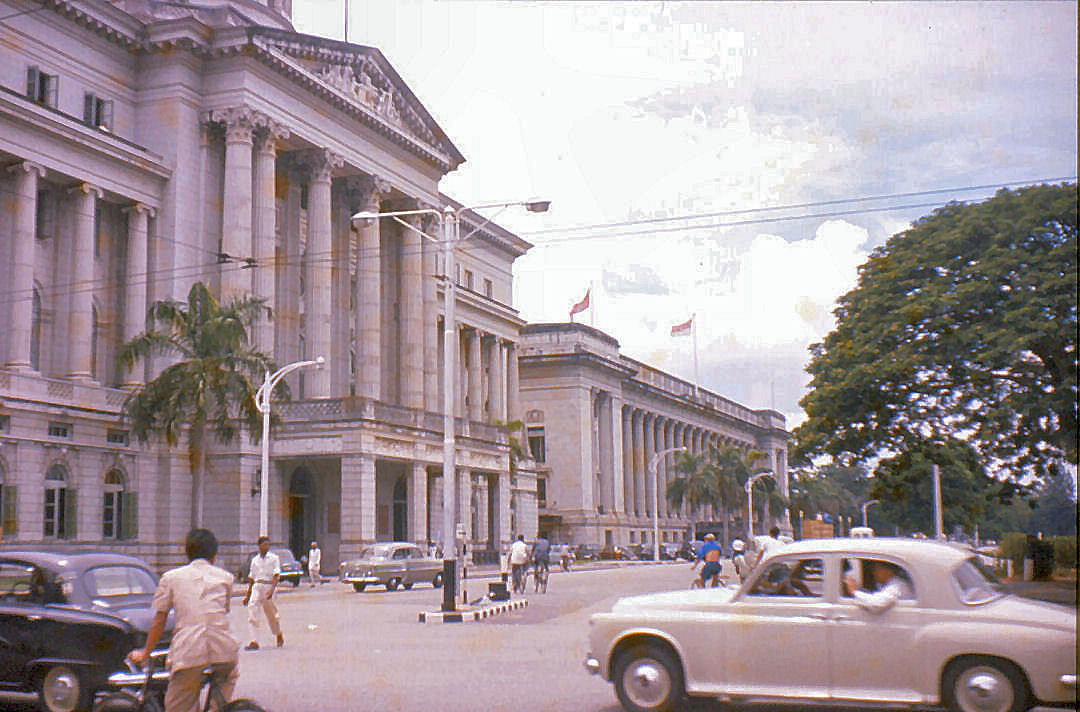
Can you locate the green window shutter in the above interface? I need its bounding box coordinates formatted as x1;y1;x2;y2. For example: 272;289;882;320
83;93;95;124
101;100;113;131
45;75;58;108
121;492;137;540
63;488;77;539
1;485;16;538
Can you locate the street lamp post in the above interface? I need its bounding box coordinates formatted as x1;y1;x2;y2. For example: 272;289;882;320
744;471;774;541
649;446;687;562
254;356;325;538
861;499;880;528
352;198;549;612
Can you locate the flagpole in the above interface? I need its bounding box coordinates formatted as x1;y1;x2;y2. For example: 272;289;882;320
692;313;699;396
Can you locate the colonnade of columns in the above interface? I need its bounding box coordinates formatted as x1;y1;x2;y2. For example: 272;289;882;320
587;389;753;523
4;160;155;383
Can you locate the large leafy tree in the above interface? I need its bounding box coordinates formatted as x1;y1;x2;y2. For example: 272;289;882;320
796;184;1077;484
118;282;279;526
665;452;717;540
789;465;868;534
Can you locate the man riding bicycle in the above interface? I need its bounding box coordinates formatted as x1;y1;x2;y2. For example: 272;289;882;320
531;534;551;590
692;533;723;588
131;528;239;712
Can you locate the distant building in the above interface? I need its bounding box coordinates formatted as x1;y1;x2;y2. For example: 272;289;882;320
0;0;530;571
518;323;788;549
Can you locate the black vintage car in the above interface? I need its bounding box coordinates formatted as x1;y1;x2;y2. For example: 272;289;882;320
0;551;172;712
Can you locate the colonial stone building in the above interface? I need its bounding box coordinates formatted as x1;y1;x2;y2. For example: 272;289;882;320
518;323;789;549
0;0;534;571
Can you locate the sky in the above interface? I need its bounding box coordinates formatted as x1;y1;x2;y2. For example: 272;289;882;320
293;1;1078;429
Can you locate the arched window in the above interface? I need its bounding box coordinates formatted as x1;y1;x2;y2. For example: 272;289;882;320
102;469;124;539
30;288;42;371
44;463;74;539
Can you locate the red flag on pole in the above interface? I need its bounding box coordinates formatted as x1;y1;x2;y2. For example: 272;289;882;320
671;316;693;336
569;288;591;320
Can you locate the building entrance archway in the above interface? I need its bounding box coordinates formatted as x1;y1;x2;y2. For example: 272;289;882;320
288;467;315;558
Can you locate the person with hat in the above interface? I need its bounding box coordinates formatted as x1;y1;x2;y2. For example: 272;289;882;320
692;533;723;588
731;539;752;582
307;541;322;587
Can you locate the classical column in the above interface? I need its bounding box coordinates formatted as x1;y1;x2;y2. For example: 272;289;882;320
220;107;255;301
506;342;521;425
122;203;155;387
610;395;625;514
457;469;471;543
422;214;440;411
428;473;443;547
621;405;633;515
356;174;390;400
302;149;342;398
497;469;511;547
632;410;645;517
359;454;376;541
597;392;613;513
579;388;595;512
643;414;656;518
400;211;424;409
410;463;428;545
68;182;103;379
466;328;483;422
488;337;504;422
253;121;288;355
6;162;45;369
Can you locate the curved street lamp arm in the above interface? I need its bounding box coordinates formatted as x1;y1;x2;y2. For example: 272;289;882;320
256;357;325;412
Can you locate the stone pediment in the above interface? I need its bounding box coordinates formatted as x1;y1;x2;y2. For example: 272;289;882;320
253;30;462;166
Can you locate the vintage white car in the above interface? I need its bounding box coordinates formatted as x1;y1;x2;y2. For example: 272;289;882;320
585;538;1076;712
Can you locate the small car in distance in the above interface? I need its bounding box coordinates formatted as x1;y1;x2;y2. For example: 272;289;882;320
238;547;304;587
339;542;444;591
0;551;173;712
574;544;599;562
585;538;1076;712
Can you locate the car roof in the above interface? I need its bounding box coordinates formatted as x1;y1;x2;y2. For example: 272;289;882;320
0;550;153;571
772;537;971;567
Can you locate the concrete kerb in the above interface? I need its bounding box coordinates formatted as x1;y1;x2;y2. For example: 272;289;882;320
418;598;527;623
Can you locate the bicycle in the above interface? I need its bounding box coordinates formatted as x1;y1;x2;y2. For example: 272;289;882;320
511;563;528;595
94;652;267;712
532;560;549;594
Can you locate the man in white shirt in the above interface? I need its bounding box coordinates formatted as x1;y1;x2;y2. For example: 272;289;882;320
845;560;915;613
754;526;785;567
243;536;283;650
131;528;239;712
307;541;322;587
509;535;529;592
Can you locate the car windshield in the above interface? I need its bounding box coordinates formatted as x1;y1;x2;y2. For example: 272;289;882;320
952;557;1002;605
360;545;394;560
83;565;157;600
272;549;297;565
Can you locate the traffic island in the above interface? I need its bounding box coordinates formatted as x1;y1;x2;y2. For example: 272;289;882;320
418;598;527;623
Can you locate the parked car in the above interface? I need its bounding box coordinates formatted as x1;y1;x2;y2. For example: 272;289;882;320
585;538;1076;712
574;544;599;562
237;547;303;587
339;542;444;591
600;545;638;561
659;543;681;561
0;551;174;712
676;540;700;561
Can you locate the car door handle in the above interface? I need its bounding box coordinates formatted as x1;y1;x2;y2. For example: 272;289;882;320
27;615;42;621
808;614;829;621
832;615;852;622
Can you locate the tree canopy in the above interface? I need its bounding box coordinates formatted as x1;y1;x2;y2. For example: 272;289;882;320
795;183;1077;485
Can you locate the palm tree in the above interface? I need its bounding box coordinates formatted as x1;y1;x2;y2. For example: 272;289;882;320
665;452;717;540
118;282;279;526
710;444;761;547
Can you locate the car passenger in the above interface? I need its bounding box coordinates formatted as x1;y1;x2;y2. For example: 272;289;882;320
693;533;723;587
844;560;914;613
131;528;239;712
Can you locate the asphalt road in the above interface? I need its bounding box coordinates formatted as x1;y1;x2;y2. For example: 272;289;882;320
3;563;1071;712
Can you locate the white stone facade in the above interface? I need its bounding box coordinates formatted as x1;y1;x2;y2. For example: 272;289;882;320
518;323;789;550
0;0;531;573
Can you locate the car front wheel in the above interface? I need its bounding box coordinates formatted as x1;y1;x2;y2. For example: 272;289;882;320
352;583;366;592
432;572;443;588
386;577;401;591
613;644;684;712
943;656;1030;712
38;664;89;712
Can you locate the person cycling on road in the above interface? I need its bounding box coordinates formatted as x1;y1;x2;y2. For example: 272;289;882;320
692;533;723;587
531;534;551;578
509;535;529;592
